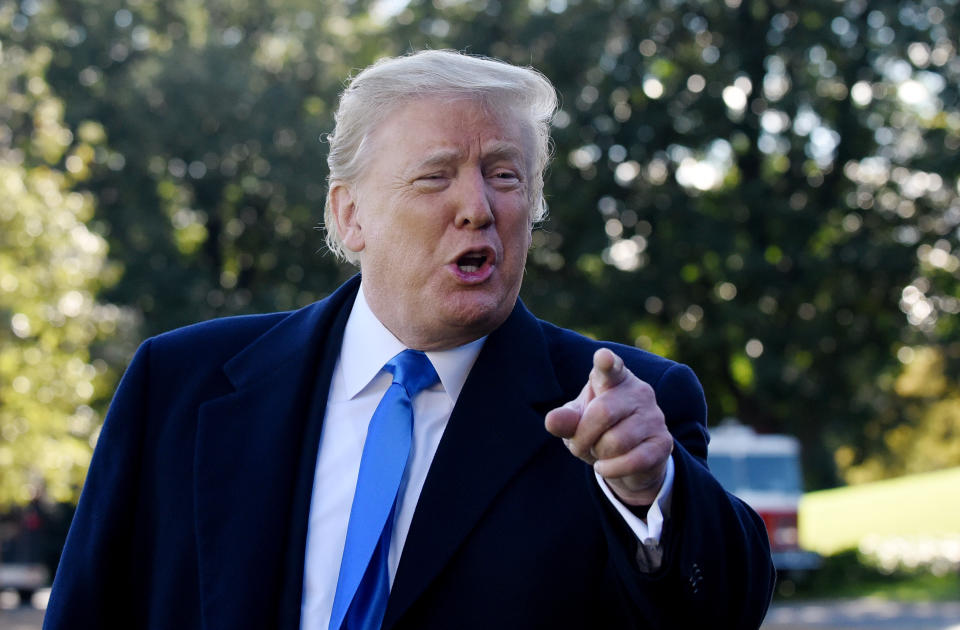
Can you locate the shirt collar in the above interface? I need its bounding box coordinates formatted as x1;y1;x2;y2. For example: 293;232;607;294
338;283;486;403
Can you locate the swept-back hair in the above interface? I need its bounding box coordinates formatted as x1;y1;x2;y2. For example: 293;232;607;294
323;49;559;264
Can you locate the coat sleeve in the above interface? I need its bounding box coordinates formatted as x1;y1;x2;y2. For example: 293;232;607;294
587;361;776;630
43;340;154;629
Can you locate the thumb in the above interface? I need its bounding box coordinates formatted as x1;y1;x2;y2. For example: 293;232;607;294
544;384;590;439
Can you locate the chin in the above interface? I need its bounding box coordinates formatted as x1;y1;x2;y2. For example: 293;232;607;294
443;293;514;335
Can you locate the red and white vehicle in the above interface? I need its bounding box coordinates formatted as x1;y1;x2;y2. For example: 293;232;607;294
706;422;821;572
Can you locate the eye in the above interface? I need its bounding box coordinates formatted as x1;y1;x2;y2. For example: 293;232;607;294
489;169;521;186
413;173;449;190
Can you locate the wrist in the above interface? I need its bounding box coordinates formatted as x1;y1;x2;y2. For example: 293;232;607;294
604;467;667;507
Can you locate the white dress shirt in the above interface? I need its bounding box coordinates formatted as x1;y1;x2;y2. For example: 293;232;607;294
300;286;674;629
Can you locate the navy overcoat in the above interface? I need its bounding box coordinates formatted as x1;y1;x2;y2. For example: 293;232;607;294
45;275;774;629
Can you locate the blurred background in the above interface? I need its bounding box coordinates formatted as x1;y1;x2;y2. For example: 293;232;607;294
1;0;958;626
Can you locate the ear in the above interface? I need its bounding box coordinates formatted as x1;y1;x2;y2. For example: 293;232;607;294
329;182;364;253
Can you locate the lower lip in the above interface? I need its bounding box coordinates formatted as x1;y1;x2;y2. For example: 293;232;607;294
448;262;495;284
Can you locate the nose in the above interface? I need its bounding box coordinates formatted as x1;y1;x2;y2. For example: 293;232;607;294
454;169;494;229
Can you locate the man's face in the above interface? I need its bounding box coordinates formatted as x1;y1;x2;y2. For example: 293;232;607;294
331;97;534;350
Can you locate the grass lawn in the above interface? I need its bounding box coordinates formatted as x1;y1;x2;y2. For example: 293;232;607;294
781;466;960;602
799;466;960;555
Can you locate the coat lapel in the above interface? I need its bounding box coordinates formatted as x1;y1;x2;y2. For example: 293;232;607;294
194;276;360;630
383;301;566;628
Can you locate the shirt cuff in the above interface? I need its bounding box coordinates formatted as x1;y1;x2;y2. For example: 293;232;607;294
594;454;675;545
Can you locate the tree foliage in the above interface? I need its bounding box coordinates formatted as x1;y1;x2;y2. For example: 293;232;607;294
838;346;960;483
27;0;380;334
0;38;133;508
2;0;959;502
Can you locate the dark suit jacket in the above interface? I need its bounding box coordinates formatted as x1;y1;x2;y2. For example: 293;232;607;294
44;275;774;629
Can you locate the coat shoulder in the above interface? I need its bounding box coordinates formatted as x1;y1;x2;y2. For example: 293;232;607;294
153;311;292;347
143;276;360;372
148;311;292;364
536;318;679;387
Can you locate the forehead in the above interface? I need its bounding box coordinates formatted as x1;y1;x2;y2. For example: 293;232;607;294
368;97;531;169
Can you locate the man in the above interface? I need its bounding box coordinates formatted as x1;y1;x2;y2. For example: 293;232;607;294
45;50;774;629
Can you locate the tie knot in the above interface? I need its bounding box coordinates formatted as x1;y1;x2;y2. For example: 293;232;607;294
385;350;439;397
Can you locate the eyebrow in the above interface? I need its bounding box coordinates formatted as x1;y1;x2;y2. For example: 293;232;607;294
412;148;466;173
481;141;525;165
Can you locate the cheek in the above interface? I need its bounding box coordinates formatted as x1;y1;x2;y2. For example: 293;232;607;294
374;227;442;274
511;232;531;259
505;211;533;253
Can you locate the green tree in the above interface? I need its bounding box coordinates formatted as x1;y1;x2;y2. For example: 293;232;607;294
0;40;132;508
0;0;390;507
22;0;390;336
837;346;960;483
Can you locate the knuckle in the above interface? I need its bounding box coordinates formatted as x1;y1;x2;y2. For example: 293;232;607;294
657;435;674;458
648;407;666;429
566;439;589;460
626;445;659;473
588;396;614;423
635;380;655;400
597;430;631;459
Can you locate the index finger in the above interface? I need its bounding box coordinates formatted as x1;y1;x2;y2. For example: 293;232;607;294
590;348;627;394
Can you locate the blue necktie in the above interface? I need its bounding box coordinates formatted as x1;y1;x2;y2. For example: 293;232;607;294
328;350;439;630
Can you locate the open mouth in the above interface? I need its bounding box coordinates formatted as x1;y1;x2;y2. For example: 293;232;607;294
450;247;496;282
457;252;489;273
